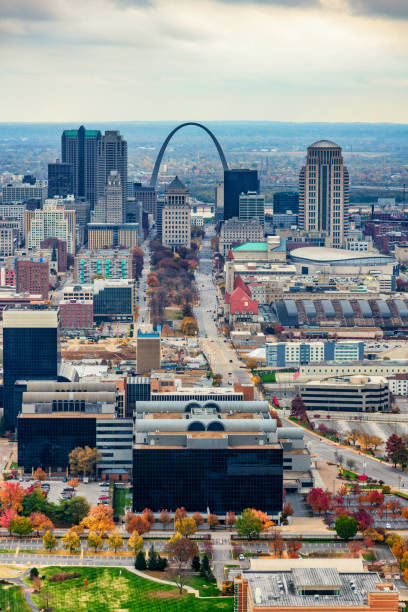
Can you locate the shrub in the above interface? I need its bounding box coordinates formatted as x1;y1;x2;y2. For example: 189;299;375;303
29;568;39;580
48;572;81;583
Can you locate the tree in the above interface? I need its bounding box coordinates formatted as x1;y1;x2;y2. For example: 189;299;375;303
69;446;102;477
0;481;25;512
159;509;171;526
192;512;204;527
270;528;284;558
225;512;236;530
346;458;356;471
235;508;263;540
147;544;159;570
306;488;330;515
207;514;219;529
29;512;54;536
107;531;123;554
346;429;361;447
127;514;151;536
386;434;403;462
287;537;302;556
62;530;80;553
81;504;114;536
174;507;187;521
21;488;47;516
175;517;197;537
164;534;199;594
352;509;373;531
192;555;201;572
33;468;47;482
9;516;33;537
0;508;17;532
67;478;80;489
87;531;103;553
335;514;358;540
142;508;155;525
393;446;408;470
200;554;211;578
128;533;144;556
181;316;198;336
43;530;57;552
59;497;90;526
366;490;384;508
290;396;308;423
135;550;147;570
370;436;383;451
282;503;294;520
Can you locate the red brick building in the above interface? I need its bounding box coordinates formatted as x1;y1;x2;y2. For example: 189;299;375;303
59;300;93;329
40;237;67;272
0;267;16;287
16;259;49;299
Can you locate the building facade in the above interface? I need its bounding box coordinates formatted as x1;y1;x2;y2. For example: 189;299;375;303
47;160;73;198
266;341;364;367
299;140;349;248
219;217;264;256
223;169;259;221
1;182;48;204
87;223;139;250
3;306;60;429
74;249;133;283
300;375;390;412
16;259;49;299
273;191;299;214
94;170;124;224
133;183;157;219
239;191;265;227
61;125;101;208
136;328;161;374
97;130;127;210
93;278;134;321
59;300;93;329
25;202;76;254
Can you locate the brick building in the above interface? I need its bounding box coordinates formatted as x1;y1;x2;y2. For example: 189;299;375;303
16;259;49;299
40;237;68;272
59;300;94;329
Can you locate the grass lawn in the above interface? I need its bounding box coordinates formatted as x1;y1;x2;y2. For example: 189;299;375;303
0;584;31;612
183;575;221;597
27;567;233;612
112;486;131;518
164;308;183;321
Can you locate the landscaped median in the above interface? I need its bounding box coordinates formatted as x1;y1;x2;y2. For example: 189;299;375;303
22;566;233;612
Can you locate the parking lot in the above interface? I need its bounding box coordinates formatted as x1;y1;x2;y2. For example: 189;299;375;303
16;479;106;507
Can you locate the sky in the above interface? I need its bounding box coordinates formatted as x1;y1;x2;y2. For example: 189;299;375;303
0;0;407;122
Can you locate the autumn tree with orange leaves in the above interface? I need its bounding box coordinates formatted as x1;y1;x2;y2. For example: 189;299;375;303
81;504;114;536
0;482;25;512
127;514;151;536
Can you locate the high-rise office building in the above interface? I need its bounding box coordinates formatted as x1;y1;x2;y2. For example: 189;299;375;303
61;125;101;208
97;131;127;209
94;171;123;224
299;140;349;248
223;169;259;221
47;160;73;198
16;259;49;299
239;191;265;227
273;191;299;214
3;305;60;429
1;181;48;205
133;183;157;219
25;202;76;254
162;176;191;248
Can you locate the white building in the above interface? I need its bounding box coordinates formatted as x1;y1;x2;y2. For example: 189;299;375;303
2;181;48;204
239;191;265;227
0;204;26;243
25;202;76;254
162;176;191;249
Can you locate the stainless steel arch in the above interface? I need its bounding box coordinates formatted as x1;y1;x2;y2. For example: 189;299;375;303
149;122;229;187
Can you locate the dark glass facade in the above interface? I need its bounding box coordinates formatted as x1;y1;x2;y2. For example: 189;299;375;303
47;162;73;198
3;327;59;429
126;378;151;417
133;447;283;514
93;286;132;319
273;191;299;214
18;417;96;471
223;169;259;221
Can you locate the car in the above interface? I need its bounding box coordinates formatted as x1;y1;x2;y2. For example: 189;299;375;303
257;548;262;554
386;522;392;529
229;359;233;363
239;553;245;561
98;495;109;500
99;482;110;487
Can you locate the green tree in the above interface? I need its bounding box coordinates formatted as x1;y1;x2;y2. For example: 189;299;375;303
235;508;263;540
135;550;147;570
128;533;144;556
192;555;201;572
335;514;358;540
9;516;33;537
58;497;90;526
22;488;48;516
147;544;159;570
107;531;123;554
200;554;211;578
43;530;57;552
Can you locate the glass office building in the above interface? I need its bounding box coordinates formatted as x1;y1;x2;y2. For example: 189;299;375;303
133;447;283;515
3;307;60;430
223;169;259;221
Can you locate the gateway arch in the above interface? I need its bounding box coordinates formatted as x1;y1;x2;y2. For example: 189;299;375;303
149;122;229;188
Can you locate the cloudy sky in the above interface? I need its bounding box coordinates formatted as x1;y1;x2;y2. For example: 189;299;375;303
1;0;407;122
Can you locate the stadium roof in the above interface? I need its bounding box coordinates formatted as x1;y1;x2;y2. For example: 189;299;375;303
290;246;394;263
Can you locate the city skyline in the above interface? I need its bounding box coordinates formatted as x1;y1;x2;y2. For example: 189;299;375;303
1;0;407;123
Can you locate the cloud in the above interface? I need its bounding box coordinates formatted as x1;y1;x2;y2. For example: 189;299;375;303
0;0;62;20
350;0;408;20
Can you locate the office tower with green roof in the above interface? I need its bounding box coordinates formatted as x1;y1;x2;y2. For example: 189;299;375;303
61;125;101;208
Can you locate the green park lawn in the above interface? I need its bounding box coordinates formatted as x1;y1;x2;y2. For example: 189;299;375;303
0;584;31;612
112;486;131;518
27;567;233;612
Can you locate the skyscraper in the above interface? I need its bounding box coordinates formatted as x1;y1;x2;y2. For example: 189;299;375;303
223;169;259;221
133;183;157;219
97;130;127;209
299;140;349;248
273;191;299;215
239;191;265;227
47;160;73;198
61;125;101;208
162;176;191;248
94;170;124;223
3;305;60;429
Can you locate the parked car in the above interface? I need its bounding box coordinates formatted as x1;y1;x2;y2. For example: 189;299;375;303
239;553;245;561
99;482;109;487
386;522;392;529
98;495;108;500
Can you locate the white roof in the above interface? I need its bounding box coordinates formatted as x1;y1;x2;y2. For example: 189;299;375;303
248;348;266;359
290;246;391;262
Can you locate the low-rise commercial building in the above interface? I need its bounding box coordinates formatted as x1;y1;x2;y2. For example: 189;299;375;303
219;217;264;256
300;360;408;380
74;249;133;283
266;341;364;367
93;278;134;321
2;181;48;204
300;375;390;412
59;300;93;329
